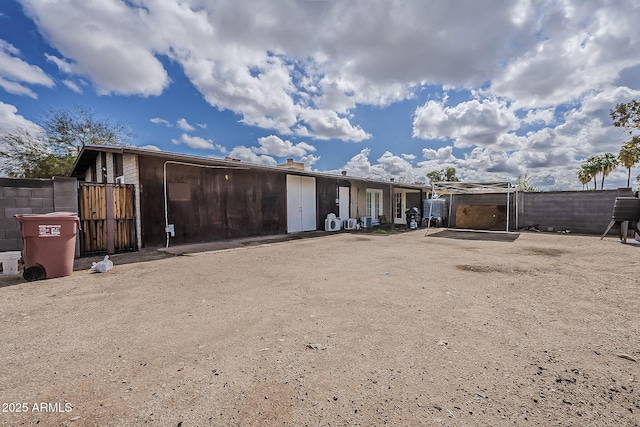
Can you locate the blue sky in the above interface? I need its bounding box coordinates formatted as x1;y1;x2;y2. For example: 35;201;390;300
1;0;640;189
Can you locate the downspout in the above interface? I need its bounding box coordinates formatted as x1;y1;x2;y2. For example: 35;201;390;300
506;183;510;233
390;184;394;226
515;186;519;231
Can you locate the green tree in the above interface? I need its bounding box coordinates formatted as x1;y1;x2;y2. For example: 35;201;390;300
596;152;618;189
515;173;539;192
611;100;640;134
427;167;458;184
617;136;640;187
0;129;71;178
581;156;601;190
426;170;443;184
443;167;459;182
0;106;130;178
577;165;593;190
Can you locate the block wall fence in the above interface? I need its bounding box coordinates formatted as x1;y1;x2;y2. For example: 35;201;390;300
448;189;627;235
0;177;78;251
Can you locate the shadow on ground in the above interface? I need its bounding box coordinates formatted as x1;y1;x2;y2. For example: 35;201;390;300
427;229;520;242
0;227;420;288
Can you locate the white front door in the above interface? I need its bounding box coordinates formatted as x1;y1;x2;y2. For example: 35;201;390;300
338;186;350;219
366;189;383;225
287;175;317;233
394;192;405;224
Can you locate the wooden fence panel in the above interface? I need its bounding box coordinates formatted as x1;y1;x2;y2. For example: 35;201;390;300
79;183;136;256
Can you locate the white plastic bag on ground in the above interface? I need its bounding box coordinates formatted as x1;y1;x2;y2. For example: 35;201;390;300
90;255;113;273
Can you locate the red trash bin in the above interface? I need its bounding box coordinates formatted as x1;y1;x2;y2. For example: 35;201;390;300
14;212;81;281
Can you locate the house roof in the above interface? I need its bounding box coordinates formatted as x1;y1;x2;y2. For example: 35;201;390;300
70;145;427;191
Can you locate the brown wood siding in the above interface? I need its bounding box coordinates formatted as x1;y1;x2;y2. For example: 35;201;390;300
316;177;340;227
138;156;287;247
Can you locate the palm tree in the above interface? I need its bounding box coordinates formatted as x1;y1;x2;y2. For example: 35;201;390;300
618;136;640;187
577;166;592;190
582;156;600;190
598;152;618;189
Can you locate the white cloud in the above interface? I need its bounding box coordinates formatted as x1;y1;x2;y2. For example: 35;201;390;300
413;98;520;149
14;0;640;189
491;2;640;108
343;148;377;178
297;109;371;141
339;145;585;191
20;1;169;96
62;79;82;93
150;117;172;127
0;40;54;98
0;101;42;135
136;144;161;151
401;153;416;161
422;146;454;161
171;133;217;150
300;154;320;169
45;53;74;74
177;118;195;131
521;108;555;126
20;0;525;141
227;146;277;166
376;151;416;181
253;135;316;157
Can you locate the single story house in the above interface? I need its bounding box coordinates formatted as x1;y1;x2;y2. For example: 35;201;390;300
70;145;427;251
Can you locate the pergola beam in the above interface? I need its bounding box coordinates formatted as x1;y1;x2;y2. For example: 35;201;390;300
429;181;518;232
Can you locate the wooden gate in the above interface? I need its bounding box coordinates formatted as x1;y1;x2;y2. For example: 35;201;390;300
79;183;137;256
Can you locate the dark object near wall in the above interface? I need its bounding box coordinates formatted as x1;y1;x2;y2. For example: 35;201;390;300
455;205;506;230
139;157;288;247
612;197;640;221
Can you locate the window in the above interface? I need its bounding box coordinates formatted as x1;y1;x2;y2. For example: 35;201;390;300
366;189;383;225
394;193;402;220
100;152;107;183
114;153;123;182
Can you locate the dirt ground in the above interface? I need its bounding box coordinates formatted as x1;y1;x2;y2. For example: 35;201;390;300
1;229;639;426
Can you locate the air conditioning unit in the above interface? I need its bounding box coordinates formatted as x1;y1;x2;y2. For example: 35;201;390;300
360;216;372;229
325;213;341;231
343;218;358;230
115;176;125;184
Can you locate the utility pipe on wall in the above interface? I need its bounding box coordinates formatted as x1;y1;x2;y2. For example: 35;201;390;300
506;183;510;232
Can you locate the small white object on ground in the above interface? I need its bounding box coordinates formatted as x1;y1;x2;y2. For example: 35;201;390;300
90;255;113;273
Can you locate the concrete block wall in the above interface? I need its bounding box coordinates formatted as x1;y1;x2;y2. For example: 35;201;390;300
518;190;618;234
447;190;621;235
0;177;78;251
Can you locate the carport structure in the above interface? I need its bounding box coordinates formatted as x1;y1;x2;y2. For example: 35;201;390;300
427;181;518;233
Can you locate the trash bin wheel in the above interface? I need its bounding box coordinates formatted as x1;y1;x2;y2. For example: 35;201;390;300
24;265;46;282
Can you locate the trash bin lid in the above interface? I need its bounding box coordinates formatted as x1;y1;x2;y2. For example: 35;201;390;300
15;212;78;220
15;212;79;225
14;212;81;236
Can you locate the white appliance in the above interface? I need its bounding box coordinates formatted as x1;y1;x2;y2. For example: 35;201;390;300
360;216;372;229
343;218;358;230
325;213;341;231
